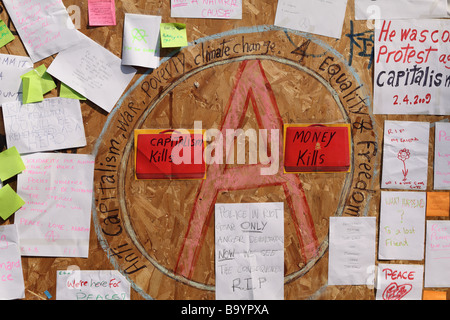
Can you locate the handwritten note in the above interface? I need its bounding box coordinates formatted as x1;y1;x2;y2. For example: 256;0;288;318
0;224;25;299
374;19;450;114
3;0;81;62
122;13;161;69
17;153;95;257
376;263;424;300
47;31;137;113
0;184;25;220
215;202;284;300
0;53;33;104
434;122;450;189
56;270;130;300
274;0;348;39
0;19;15;48
0;147;25;182
160;23;188;48
88;0;116;26
171;0;242;19
425;220;450;287
2;97;87;154
378;191;426;260
328;217;376;285
381;120;430;190
355;0;448;20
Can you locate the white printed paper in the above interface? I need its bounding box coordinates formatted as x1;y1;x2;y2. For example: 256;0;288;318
434;122;450;189
274;0;348;39
215;202;284;300
424;220;450;287
374;19;450;114
3;0;81;63
355;0;448;20
376;264;424;300
0;54;33;104
2;97;86;154
328;217;376;285
171;0;242;19
122;14;161;69
56;270;130;300
17;153;95;257
0;224;25;300
378;191;426;260
47;31;137;113
381;121;430;190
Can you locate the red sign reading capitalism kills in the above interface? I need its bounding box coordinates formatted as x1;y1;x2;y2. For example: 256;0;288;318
284;124;351;173
134;129;206;179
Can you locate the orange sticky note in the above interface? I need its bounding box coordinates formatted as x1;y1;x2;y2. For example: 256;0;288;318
423;290;447;300
426;192;450;217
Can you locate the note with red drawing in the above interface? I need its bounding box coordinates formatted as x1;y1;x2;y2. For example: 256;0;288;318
376;263;424;300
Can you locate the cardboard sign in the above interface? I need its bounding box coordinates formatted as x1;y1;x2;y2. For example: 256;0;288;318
134;129;206;180
284;124;351;173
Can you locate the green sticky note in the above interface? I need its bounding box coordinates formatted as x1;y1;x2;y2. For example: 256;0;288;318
60;82;86;100
0;19;15;48
160;23;188;48
0;184;25;220
21;64;56;95
0;147;26;181
21;74;44;104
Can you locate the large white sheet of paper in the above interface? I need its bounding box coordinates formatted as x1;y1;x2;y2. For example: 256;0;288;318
381;121;430;190
215;202;284;300
274;0;348;39
3;0;81;63
376;263;424;300
0;54;33;104
374;19;450;114
122;14;161;69
378;191;426;260
328;216;376;285
2;97;86;154
0;224;25;300
16;153;95;257
434;122;450;190
424;220;450;287
56;270;130;300
171;0;242;19
355;0;448;20
47;31;137;113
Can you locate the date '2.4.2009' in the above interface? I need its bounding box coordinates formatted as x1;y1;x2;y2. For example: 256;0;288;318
393;94;431;106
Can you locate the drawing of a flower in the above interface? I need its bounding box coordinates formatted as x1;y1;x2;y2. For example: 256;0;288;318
397;148;410;181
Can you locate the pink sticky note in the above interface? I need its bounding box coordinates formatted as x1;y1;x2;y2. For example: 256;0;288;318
88;0;116;26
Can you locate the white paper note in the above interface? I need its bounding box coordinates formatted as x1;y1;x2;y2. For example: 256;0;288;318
434;122;450;190
2;97;86;154
171;0;242;19
374;19;450;114
424;220;450;287
215;202;284;300
0;224;25;300
0;54;33;104
355;0;448;20
274;0;348;39
17;153;95;258
378;191;426;260
56;270;130;300
376;263;424;300
328;216;376;285
3;0;81;63
122;14;161;69
381;121;430;190
47;31;137;113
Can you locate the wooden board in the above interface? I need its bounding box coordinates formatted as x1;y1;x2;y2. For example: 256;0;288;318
0;0;448;300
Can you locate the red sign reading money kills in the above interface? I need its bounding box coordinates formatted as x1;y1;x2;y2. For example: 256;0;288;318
284;124;351;173
134;129;206;179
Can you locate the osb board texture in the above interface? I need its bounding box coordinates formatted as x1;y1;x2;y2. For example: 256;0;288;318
0;0;447;300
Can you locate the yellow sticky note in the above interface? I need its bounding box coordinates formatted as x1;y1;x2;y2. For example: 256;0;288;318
426;192;450;217
423;290;447;300
160;23;188;48
21;64;56;95
0;19;15;48
21;74;44;104
0;184;25;220
60;82;86;100
0;147;25;181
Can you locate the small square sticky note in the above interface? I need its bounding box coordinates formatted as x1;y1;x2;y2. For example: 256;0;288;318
21;64;56;95
0;19;15;48
427;192;450;217
59;82;86;100
423;290;447;300
0;147;26;181
21;74;44;104
160;23;188;48
0;184;25;220
88;0;116;26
